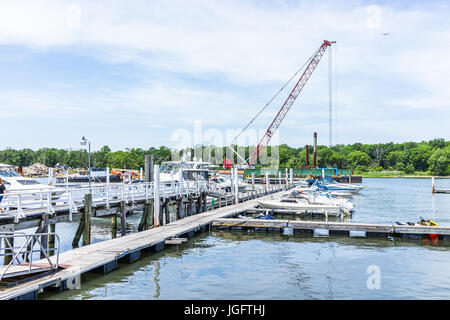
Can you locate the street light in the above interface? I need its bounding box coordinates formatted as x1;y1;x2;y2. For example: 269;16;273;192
80;136;91;190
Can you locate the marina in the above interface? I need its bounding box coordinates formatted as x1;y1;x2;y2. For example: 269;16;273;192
37;177;450;301
0;188;284;300
0;1;449;306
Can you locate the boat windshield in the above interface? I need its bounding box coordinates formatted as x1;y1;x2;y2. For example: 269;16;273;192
161;162;191;174
182;170;209;181
160;163;179;174
16;180;42;185
0;169;21;178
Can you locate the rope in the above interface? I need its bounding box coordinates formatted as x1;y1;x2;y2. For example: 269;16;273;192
230;45;322;146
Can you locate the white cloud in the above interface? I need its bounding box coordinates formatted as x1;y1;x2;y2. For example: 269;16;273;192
0;0;449;149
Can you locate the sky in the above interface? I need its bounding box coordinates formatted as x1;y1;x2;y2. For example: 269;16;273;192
0;0;449;151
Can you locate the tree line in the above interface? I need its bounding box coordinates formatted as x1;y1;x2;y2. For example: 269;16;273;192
0;138;448;176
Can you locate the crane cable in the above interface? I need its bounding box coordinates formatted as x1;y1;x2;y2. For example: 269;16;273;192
230;45;323;148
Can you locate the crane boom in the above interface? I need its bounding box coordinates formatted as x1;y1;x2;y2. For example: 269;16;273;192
248;40;335;166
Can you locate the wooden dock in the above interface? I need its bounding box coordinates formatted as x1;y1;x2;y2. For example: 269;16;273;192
0;191;282;300
212;218;450;239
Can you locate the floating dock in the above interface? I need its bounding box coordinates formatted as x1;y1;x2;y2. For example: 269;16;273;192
211;218;450;239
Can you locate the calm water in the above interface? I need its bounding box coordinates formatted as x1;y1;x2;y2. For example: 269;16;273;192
37;178;450;300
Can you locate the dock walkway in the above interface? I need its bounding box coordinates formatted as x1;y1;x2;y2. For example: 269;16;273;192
0;191;279;300
212;218;450;238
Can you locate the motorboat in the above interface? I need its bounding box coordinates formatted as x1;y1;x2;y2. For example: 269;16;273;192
0;164;60;192
0;164;67;208
186;161;212;170
317;177;364;191
304;177;363;194
210;174;264;193
257;190;354;216
159;161;192;184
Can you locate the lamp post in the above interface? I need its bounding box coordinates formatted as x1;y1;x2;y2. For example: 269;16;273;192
80;136;91;190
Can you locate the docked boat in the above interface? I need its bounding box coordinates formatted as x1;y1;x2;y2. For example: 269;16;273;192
257;190;354;216
159;161;192;184
317;177;364;191
0;164;67;208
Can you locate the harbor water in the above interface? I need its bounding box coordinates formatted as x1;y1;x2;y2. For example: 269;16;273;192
37;177;450;300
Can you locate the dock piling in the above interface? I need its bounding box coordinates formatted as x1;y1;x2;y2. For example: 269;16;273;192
72;193;92;247
153;165;160;227
120;201;127;236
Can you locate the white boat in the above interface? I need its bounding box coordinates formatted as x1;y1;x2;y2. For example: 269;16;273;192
317;177;364;192
211;173;264;193
159;161;192;184
257;190;354;216
0;164;66;207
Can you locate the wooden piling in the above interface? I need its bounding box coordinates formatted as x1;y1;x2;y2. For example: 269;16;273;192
164;200;170;224
187;196;193;216
40;213;49;259
202;193;207;212
138;200;153;231
73;193;92;247
176;197;184;219
83;193;92;246
49;223;55;257
3;237;13;265
120;201;126;236
111;214;117;239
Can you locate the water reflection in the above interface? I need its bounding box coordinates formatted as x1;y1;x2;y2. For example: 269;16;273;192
36;178;450;300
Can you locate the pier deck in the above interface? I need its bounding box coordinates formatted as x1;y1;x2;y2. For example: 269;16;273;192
0;191;279;300
212;218;450;238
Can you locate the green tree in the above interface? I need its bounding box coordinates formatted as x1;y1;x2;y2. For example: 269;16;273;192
428;148;450;176
347;151;371;170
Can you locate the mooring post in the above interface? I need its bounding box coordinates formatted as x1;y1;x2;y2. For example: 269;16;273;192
164;200;170;224
265;172;269;193
176;197;184;219
203;193;207;211
83;193;92;246
112;214;117;239
73;193;92;247
289;168;294;186
285;168;289;188
106;167;110;209
40;213;49;259
234;167;239;204
187;196;193;216
145;155;153;183
153;164;160;227
49;223;55;256
138;200;153;231
120;200;126;236
432;176;435;193
251;172;255;191
278;172;282;190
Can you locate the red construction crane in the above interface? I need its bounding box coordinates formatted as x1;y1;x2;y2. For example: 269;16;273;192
248;40;335;166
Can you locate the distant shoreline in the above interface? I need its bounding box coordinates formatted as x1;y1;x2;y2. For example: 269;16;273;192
359;172;450;179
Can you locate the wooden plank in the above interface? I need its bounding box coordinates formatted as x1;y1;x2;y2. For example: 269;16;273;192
211;218;450;235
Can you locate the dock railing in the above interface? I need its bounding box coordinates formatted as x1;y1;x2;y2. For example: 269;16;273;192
0;181;209;220
0;232;60;280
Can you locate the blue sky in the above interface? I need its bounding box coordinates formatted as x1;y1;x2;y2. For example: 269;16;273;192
0;0;449;151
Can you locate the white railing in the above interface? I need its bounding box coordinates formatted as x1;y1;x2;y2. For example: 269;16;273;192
0;181;209;220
